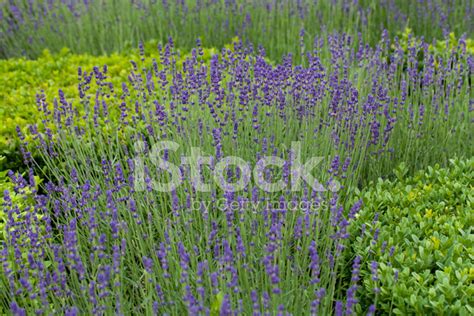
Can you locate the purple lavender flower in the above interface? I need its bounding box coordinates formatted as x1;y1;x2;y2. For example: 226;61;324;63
143;256;154;274
367;304;376;316
370;261;378;282
309;241;320;284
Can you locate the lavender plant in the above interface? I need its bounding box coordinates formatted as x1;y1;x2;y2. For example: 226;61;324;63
1;32;472;314
1;0;473;60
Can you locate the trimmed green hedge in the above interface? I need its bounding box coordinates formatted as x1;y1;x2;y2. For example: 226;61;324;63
350;158;474;315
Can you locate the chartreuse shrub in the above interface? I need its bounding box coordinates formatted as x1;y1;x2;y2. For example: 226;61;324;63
0;40;225;170
350;158;474;315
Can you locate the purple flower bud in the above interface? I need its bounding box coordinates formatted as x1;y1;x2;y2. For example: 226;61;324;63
370;261;379;282
142;256;153;273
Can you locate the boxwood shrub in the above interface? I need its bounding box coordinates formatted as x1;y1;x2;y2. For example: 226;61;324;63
349;158;473;315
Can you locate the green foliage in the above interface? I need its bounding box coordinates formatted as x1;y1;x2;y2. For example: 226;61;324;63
350;158;474;315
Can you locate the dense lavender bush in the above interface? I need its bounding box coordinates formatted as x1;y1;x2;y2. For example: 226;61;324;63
1;0;473;59
0;32;472;314
18;33;474;182
0;42;222;171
